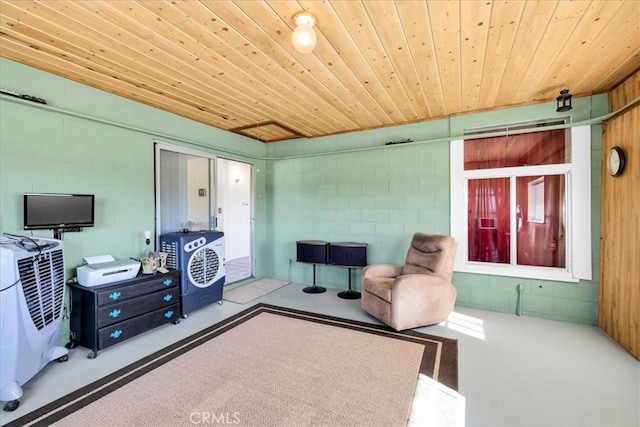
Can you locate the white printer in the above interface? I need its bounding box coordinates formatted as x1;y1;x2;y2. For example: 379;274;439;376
76;255;140;287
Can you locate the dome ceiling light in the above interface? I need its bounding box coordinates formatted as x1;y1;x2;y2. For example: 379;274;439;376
292;11;317;54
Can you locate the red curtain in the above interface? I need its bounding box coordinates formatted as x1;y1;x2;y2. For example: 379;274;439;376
464;130;567;171
468;178;510;264
516;175;566;267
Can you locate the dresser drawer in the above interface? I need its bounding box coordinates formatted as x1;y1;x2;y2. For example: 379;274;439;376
96;287;180;327
96;271;179;305
98;303;180;350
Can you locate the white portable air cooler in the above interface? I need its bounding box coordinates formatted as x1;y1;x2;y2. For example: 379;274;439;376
0;236;69;412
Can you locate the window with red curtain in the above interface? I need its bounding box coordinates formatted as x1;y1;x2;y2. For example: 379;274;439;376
464;130;567;268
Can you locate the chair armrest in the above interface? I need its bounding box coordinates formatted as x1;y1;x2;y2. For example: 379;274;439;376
393;273;455;296
362;264;402;280
393;274;453;293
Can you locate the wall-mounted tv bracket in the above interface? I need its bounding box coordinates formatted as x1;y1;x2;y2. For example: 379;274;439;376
53;227;83;240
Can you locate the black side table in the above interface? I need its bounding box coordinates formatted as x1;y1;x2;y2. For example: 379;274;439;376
336;266;363;299
330;242;368;300
302;263;327;294
296;240;329;294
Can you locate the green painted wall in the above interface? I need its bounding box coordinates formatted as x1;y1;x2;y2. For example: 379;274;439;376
265;96;607;325
1;58;608;327
0;59;268;343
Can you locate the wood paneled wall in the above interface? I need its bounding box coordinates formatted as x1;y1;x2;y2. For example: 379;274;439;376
599;71;640;360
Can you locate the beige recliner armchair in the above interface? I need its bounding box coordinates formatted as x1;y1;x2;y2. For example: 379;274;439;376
361;233;457;331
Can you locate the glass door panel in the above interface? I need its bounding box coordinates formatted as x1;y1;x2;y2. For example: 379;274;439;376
158;150;212;234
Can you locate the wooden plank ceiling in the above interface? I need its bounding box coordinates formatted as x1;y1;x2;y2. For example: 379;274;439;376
1;1;638;142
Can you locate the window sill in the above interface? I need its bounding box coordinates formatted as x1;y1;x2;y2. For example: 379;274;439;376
454;263;580;283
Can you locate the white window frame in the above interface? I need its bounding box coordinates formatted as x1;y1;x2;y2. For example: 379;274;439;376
450;125;592;283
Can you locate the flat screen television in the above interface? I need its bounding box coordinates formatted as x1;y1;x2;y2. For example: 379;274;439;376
23;193;95;231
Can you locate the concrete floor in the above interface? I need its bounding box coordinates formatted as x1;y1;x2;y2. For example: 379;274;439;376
1;281;638;426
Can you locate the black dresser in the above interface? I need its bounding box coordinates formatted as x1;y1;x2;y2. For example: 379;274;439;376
68;270;181;358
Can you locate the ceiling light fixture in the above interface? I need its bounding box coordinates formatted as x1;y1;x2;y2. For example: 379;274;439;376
292;11;317;54
556;89;573;112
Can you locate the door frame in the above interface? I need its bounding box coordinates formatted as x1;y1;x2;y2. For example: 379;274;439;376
153;141;255;280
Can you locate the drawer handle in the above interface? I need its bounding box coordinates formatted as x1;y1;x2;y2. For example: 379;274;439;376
163;278;173;286
109;309;122;318
163;294;173;302
110;329;123;339
109;291;122;301
164;310;174;318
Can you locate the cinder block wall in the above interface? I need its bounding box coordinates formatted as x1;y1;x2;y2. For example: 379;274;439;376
264;96;607;325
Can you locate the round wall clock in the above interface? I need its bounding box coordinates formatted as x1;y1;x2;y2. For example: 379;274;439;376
607;146;626;177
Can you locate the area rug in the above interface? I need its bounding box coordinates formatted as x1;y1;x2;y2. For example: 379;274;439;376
223;278;291;304
7;304;458;427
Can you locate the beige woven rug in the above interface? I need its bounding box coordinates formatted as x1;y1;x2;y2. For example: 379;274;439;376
223;278;291;304
11;304;457;427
